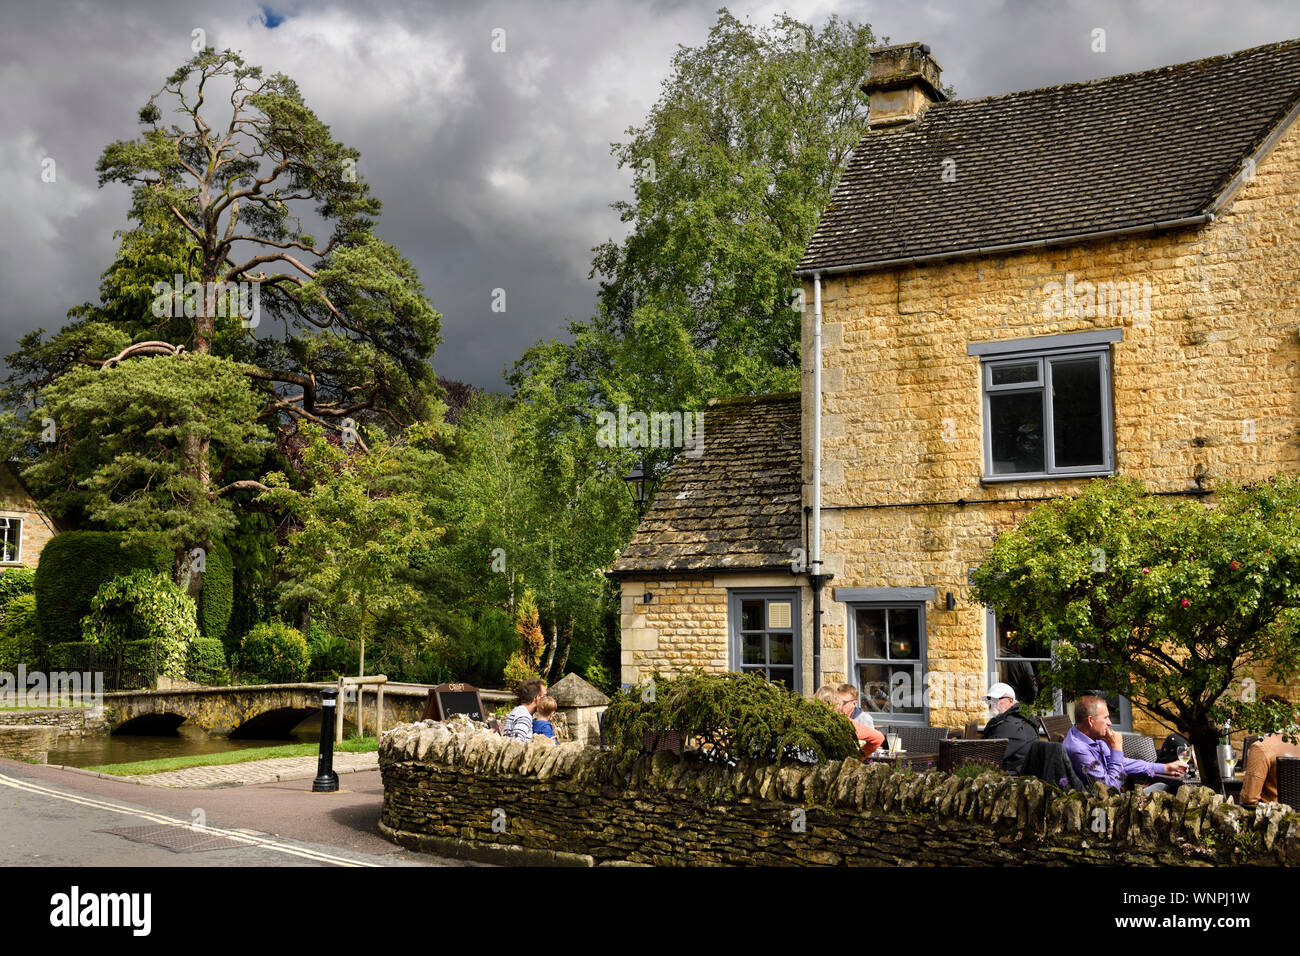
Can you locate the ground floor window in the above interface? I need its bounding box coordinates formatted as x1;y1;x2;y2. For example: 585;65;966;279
849;603;927;724
984;608;1129;730
0;517;20;563
728;590;800;692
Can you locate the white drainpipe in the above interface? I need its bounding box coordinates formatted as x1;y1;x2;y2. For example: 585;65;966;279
811;272;824;689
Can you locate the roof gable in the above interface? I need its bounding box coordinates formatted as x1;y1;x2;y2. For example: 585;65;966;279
610;393;801;576
799;38;1300;274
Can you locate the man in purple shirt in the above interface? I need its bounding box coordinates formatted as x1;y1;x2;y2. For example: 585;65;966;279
1063;695;1186;791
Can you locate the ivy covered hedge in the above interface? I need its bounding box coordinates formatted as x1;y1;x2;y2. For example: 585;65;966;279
82;570;201;684
34;532;233;645
186;637;229;685
601;670;860;767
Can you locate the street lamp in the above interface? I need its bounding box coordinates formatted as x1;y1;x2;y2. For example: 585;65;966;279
623;460;650;517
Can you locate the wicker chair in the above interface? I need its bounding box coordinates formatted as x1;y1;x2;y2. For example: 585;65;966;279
1038;714;1072;742
883;725;951;755
1120;733;1159;763
1277;756;1300;810
939;737;1009;773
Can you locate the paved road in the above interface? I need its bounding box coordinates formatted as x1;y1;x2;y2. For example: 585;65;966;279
0;757;469;867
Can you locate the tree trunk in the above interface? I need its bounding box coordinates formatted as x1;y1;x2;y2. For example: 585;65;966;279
1189;722;1222;790
550;615;574;684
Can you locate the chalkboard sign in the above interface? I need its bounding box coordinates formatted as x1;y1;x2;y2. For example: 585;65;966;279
422;683;486;722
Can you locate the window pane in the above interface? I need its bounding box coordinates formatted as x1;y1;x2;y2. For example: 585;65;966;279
857;663;891;712
890;666;924;714
988;391;1044;474
997;659;1047;706
996;619;1050;659
855;608;886;659
990;360;1039;386
887;609;920;659
741;600;764;631
769;632;794;665
742;632;764;665
1051;357;1104;467
767;667;795;691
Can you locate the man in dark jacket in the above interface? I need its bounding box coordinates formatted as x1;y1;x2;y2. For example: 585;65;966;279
981;682;1040;775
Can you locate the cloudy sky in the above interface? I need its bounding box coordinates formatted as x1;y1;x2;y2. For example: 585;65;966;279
4;0;1299;392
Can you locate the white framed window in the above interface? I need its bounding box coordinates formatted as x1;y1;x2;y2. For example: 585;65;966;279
0;517;21;563
728;589;801;692
970;330;1119;480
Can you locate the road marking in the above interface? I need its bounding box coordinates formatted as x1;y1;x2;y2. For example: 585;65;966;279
0;771;379;867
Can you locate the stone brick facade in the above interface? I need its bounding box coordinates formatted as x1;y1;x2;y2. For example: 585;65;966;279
379;719;1300;866
0;463;59;569
802;109;1300;736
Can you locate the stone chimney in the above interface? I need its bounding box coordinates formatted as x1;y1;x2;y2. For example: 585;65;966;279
861;43;946;129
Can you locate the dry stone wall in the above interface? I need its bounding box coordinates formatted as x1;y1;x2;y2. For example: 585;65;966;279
379;719;1300;867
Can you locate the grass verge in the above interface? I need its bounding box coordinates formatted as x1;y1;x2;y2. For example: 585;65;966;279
84;736;378;776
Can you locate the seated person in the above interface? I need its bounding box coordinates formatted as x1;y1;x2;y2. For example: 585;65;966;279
1062;694;1185;792
1241;695;1300;808
837;683;874;727
531;695;559;743
981;682;1040;775
502;678;546;741
816;684;886;753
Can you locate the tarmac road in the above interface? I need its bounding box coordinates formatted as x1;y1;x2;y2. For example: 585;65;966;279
0;757;468;867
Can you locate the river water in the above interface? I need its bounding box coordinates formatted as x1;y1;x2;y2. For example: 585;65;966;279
46;714;360;768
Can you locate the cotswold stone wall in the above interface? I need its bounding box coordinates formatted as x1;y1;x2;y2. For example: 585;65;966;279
378;720;1300;867
802;112;1300;733
0;709;106;736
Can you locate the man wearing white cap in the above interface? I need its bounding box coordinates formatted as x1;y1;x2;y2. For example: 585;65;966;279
981;681;1040;774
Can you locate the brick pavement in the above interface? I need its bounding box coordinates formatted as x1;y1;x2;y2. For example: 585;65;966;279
112;750;379;788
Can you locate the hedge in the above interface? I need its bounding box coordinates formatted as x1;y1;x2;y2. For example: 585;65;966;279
0;567;36;617
34;532;234;646
187;637;228;685
0;592;40;671
236;622;309;683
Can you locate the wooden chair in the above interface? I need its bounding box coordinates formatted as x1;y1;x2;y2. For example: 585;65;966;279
1038;714;1072;742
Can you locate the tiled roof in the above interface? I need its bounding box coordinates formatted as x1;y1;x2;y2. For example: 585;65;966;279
798;38;1300;273
610;393;801;576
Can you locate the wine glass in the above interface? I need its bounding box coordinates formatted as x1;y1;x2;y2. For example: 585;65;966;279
1224;750;1237;778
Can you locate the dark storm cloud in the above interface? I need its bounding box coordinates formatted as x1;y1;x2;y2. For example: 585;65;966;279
3;1;1299;391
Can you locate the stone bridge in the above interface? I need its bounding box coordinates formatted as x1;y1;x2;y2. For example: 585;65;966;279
101;682;445;738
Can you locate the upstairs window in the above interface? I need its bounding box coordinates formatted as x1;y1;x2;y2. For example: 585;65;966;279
970;330;1119;480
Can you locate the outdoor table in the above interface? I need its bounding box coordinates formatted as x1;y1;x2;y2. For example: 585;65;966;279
867;752;938;771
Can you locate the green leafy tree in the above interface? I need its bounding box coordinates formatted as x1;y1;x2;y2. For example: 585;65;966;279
971;477;1300;788
258;423;444;677
2;48;441;593
514;11;880;428
18;353;269;588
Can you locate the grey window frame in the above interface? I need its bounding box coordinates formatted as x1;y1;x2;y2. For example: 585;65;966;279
728;588;802;693
0;517;21;563
984;607;1130;730
972;333;1118;481
847;600;929;726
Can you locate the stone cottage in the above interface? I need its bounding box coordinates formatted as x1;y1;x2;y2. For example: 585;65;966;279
0;461;62;569
613;38;1300;737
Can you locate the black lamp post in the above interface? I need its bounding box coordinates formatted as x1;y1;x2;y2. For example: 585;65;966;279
623;460;650;517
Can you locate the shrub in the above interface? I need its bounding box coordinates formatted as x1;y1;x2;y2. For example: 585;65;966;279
0;567;35;616
502;652;541;692
236;622;309;683
82;571;200;685
307;622;357;679
35;532;173;645
47;641;97;672
196;542;233;644
601;669;860;767
187;637;229;685
0;592;40;670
